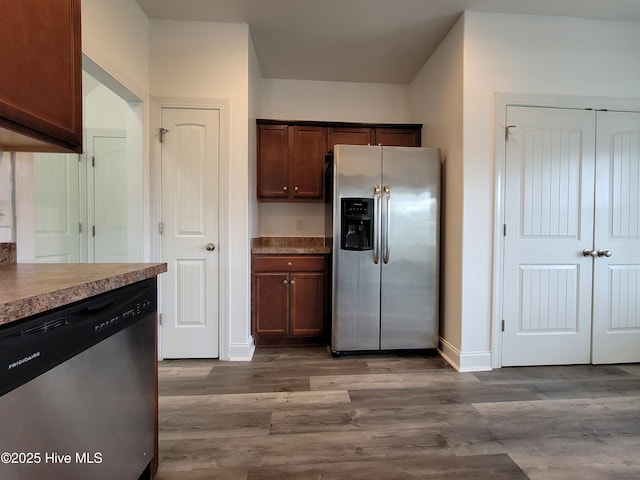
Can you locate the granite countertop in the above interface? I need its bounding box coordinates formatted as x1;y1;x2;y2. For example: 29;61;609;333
0;263;167;326
251;237;331;255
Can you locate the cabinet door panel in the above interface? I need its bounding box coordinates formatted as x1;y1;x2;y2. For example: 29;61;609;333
375;128;421;147
290;272;325;336
327;127;373;153
257;125;289;199
290;126;325;199
254;272;289;335
0;0;82;152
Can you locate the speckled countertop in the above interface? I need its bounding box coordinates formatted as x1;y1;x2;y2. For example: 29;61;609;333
0;263;167;326
251;237;331;255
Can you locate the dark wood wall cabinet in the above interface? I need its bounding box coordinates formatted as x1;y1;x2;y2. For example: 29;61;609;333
257;124;326;200
326;126;421;152
257;119;422;201
252;255;328;346
0;0;83;153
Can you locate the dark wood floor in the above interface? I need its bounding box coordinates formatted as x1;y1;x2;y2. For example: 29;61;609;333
155;347;640;479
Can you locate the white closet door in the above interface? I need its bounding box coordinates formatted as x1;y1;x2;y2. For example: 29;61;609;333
502;106;596;366
161;107;220;359
93;136;128;262
592;111;640;364
33;153;80;263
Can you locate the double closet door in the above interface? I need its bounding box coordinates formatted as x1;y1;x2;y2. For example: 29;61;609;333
502;106;640;366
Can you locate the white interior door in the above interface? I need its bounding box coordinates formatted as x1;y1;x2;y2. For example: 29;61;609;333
161;107;220;359
33;153;81;263
92;136;128;262
502;106;596;366
592;111;640;363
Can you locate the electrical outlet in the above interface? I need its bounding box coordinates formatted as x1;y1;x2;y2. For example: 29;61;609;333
295;218;303;231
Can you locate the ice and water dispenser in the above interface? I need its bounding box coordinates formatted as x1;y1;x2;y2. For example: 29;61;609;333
340;198;373;250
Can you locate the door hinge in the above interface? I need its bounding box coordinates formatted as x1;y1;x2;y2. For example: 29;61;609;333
158;313;162;326
79;222;82;234
501;319;505;332
158;222;164;235
92;225;96;237
503;224;507;236
92;156;96;167
158;128;170;143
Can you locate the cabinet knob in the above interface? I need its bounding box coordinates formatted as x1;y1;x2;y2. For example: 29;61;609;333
287;261;292;266
294;186;299;192
282;279;288;285
290;279;295;285
283;186;288;192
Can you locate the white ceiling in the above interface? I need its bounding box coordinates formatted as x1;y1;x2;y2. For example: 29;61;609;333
134;0;640;85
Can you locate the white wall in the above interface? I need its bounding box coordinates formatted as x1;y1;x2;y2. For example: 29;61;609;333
448;12;640;370
259;79;411;123
257;79;413;237
149;20;254;360
81;0;149;100
83;79;129;132
408;17;465;367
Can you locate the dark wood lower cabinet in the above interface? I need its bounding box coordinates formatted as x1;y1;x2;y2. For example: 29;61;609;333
289;272;325;337
253;272;290;336
252;255;328;346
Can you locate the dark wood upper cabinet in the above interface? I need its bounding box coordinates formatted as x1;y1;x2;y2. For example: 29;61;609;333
257;124;325;201
326;127;373;152
257;120;422;202
289;126;325;200
374;127;421;147
327;125;422;152
257;125;289;199
0;0;83;153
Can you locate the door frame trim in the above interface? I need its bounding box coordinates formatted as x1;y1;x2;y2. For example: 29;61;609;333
151;97;230;361
492;93;640;368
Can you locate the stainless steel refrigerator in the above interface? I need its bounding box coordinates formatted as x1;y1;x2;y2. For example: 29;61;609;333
330;145;440;353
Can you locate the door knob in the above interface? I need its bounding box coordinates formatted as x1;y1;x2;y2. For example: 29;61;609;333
205;242;216;251
582;249;597;257
597;249;612;257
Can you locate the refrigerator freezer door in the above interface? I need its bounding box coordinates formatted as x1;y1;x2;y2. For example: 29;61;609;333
332;145;382;352
380;147;440;349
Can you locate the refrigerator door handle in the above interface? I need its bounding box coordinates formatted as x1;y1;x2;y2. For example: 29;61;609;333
383;185;391;264
373;185;381;264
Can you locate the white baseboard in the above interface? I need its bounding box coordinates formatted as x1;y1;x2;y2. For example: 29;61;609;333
227;338;256;362
439;337;493;372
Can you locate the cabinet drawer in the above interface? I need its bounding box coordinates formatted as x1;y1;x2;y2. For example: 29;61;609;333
253;255;325;272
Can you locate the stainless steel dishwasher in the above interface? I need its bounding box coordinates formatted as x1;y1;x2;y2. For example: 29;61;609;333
0;278;157;480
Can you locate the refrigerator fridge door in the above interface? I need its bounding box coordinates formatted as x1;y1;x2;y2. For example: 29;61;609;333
380;147;440;349
332;145;382;352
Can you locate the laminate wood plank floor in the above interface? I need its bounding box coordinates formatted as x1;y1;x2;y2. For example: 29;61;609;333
155;347;640;479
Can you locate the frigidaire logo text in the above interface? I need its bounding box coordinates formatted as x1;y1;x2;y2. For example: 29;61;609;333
8;351;40;370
